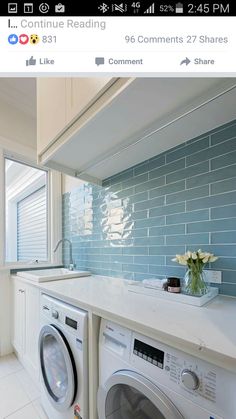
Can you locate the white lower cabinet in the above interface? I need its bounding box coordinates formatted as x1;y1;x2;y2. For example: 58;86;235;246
12;277;40;383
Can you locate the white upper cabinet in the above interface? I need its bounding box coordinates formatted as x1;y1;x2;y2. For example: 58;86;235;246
37;77;236;184
66;77;114;123
37;78;66;155
37;77;118;159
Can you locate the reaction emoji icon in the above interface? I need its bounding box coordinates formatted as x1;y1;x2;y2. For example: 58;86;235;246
19;34;29;45
30;34;40;45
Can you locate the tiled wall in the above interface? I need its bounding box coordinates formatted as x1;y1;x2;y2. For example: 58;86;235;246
62;120;236;296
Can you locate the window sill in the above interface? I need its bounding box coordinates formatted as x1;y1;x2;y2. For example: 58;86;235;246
0;263;63;272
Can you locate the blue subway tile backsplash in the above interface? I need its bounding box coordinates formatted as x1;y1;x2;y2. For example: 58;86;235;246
62;119;236;296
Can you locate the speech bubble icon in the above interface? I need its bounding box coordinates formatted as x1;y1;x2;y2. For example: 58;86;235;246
95;57;105;66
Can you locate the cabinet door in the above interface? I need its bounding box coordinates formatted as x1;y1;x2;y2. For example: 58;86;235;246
66;78;115;123
24;283;40;382
37;78;66;155
12;280;25;356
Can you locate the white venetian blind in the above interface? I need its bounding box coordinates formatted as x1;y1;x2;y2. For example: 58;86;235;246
17;186;47;261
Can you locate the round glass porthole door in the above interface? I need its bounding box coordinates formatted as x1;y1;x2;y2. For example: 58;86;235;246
98;370;184;419
39;324;77;411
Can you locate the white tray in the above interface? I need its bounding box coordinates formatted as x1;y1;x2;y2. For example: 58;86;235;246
127;282;219;306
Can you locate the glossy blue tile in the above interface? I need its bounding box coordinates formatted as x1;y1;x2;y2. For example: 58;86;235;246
187;218;236;233
150;202;185;217
122;173;148;189
211;123;236;145
149;245;185;255
211;231;236;244
220;283;236;297
187;192;236;211
135;236;164;246
221;270;236;284
134;196;165;212
211;177;236;195
134;216;165;229
150;224;185;236
62;119;236;296
122;247;149;255
166;137;209;163
166;185;209;205
166;209;209;225
133;255;165;265
213;257;236;270
132;228;148;238
149;158;185;180
167;161;209;184
122;264;149;273
106;167;134;185
133;155;165;176
149;180;185;199
187;137;236;166
135;176;165;194
199;244;236;257
166;233;209;245
187;164;236;189
149;265;185;277
211;204;236;220
211;149;236;170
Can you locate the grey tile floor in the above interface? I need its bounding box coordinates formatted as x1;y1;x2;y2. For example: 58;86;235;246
0;354;48;419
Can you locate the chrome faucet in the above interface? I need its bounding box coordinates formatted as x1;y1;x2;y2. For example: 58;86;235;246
54;239;75;271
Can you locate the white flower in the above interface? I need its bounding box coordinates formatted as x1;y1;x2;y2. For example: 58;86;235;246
178;257;188;265
172;249;218;267
209;256;218;262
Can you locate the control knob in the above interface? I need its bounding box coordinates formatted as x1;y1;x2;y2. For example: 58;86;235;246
52;310;59;319
181;369;199;390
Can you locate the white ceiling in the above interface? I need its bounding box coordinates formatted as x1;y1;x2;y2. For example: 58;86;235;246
0;78;36;118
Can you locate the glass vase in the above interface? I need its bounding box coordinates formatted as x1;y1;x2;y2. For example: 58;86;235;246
183;268;209;296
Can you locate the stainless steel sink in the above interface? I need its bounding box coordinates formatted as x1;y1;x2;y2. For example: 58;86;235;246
16;268;91;282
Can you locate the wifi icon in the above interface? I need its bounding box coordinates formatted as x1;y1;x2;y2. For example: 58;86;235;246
144;3;155;13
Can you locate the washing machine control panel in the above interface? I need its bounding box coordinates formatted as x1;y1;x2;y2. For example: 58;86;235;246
181;369;200;390
133;339;164;369
132;335;219;405
164;350;217;403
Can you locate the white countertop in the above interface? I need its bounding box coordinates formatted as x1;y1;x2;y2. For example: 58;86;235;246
13;274;236;372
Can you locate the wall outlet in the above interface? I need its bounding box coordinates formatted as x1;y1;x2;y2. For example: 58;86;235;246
204;270;222;284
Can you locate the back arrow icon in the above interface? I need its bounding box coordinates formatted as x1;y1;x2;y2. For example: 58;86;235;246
180;57;191;66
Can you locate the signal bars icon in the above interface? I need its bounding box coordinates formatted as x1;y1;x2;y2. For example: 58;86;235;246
144;2;155;13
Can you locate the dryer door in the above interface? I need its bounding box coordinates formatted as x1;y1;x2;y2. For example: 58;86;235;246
39;324;77;412
98;370;184;419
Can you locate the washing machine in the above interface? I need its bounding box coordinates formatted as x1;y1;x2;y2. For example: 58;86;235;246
39;294;88;419
97;320;236;419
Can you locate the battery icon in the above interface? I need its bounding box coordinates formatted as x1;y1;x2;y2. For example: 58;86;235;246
175;2;183;13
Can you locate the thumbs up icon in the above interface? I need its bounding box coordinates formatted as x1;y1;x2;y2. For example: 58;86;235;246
26;56;37;66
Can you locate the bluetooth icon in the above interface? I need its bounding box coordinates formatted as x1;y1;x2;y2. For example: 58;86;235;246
98;3;109;13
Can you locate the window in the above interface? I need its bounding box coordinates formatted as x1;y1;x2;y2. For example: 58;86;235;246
5;158;48;263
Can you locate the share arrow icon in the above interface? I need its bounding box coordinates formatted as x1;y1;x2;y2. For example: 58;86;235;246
180;57;191;66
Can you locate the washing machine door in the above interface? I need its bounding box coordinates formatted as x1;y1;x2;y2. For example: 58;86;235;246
98;370;184;419
39;324;77;412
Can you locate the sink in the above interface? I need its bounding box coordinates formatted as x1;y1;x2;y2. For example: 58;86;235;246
16;268;91;282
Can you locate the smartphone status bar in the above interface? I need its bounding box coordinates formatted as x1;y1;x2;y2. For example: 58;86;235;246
0;1;234;17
